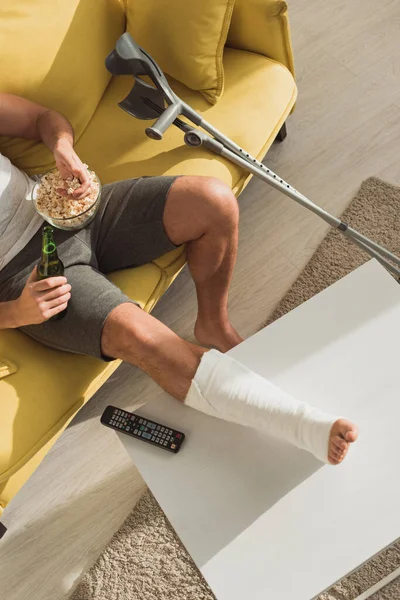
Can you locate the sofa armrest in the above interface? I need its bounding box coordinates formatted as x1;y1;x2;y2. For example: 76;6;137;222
226;0;295;77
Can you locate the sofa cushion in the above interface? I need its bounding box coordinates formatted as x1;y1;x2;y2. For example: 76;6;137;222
125;0;235;105
0;0;125;175
75;48;297;194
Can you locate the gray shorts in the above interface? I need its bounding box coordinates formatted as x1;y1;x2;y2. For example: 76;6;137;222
0;176;180;360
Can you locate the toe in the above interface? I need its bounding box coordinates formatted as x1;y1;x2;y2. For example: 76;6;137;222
333;438;347;451
345;429;358;443
329;438;349;465
329;419;357;465
330;448;342;460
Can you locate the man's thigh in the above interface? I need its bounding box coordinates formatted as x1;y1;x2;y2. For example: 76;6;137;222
94;176;181;274
19;264;135;360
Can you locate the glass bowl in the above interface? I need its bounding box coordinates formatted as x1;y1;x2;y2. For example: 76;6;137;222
31;168;102;231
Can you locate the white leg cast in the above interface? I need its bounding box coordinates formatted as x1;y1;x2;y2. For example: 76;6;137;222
184;350;340;463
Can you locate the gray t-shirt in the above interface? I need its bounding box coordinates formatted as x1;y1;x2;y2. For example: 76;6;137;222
0;153;43;271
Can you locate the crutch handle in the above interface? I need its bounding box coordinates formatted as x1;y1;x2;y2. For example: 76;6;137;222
145;103;181;140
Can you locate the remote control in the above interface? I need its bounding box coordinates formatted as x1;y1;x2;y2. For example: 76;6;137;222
100;405;185;454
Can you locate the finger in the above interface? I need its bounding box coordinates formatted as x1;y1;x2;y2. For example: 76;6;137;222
70;164;91;197
33;276;68;292
44;291;71;310
44;301;69;320
73;179;92;198
56;162;71;180
26;265;38;284
40;283;71;301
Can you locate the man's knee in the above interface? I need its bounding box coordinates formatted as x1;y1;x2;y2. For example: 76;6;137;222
101;303;156;360
200;177;239;229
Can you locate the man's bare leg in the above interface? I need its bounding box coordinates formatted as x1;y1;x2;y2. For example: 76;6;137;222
101;305;358;465
163;176;243;352
102;302;206;400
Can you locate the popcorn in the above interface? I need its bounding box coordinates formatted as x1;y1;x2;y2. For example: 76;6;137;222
35;166;100;228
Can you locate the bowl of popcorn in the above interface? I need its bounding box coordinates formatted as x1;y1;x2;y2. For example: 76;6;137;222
32;166;101;231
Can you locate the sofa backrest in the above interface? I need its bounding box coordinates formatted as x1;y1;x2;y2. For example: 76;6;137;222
0;0;126;173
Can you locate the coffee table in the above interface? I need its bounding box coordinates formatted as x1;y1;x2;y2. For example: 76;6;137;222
114;260;400;599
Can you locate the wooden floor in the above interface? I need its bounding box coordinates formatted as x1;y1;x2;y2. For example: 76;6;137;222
1;1;400;598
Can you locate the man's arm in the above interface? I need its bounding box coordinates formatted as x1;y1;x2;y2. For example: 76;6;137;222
0;300;19;330
0;93;90;197
0;92;72;146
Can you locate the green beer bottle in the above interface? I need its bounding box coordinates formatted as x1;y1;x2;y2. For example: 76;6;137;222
37;225;67;320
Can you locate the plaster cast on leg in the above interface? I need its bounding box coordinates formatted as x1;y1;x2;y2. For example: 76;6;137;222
184;350;339;463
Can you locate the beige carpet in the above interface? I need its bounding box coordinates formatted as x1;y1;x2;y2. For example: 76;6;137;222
71;177;400;600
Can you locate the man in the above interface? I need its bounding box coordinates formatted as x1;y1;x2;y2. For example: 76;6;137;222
0;93;357;465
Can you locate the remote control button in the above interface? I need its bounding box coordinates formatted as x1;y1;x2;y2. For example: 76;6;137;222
161;427;165;432
134;429;138;434
163;441;167;446
176;433;182;438
168;429;173;435
171;444;176;450
142;432;151;439
130;416;135;421
139;419;143;424
126;427;131;432
137;431;142;436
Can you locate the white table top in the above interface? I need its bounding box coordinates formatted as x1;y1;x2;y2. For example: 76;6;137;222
117;260;400;599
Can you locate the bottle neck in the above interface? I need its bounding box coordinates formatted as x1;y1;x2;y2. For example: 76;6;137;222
41;227;59;262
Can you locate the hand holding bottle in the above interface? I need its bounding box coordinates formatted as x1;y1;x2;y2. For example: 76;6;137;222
13;266;71;326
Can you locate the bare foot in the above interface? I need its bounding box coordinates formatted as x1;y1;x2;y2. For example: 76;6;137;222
328;418;358;465
194;320;243;353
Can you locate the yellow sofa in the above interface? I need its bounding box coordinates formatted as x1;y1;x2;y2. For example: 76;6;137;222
0;0;297;526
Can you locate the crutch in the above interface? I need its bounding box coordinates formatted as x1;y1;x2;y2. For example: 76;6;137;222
106;33;400;278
